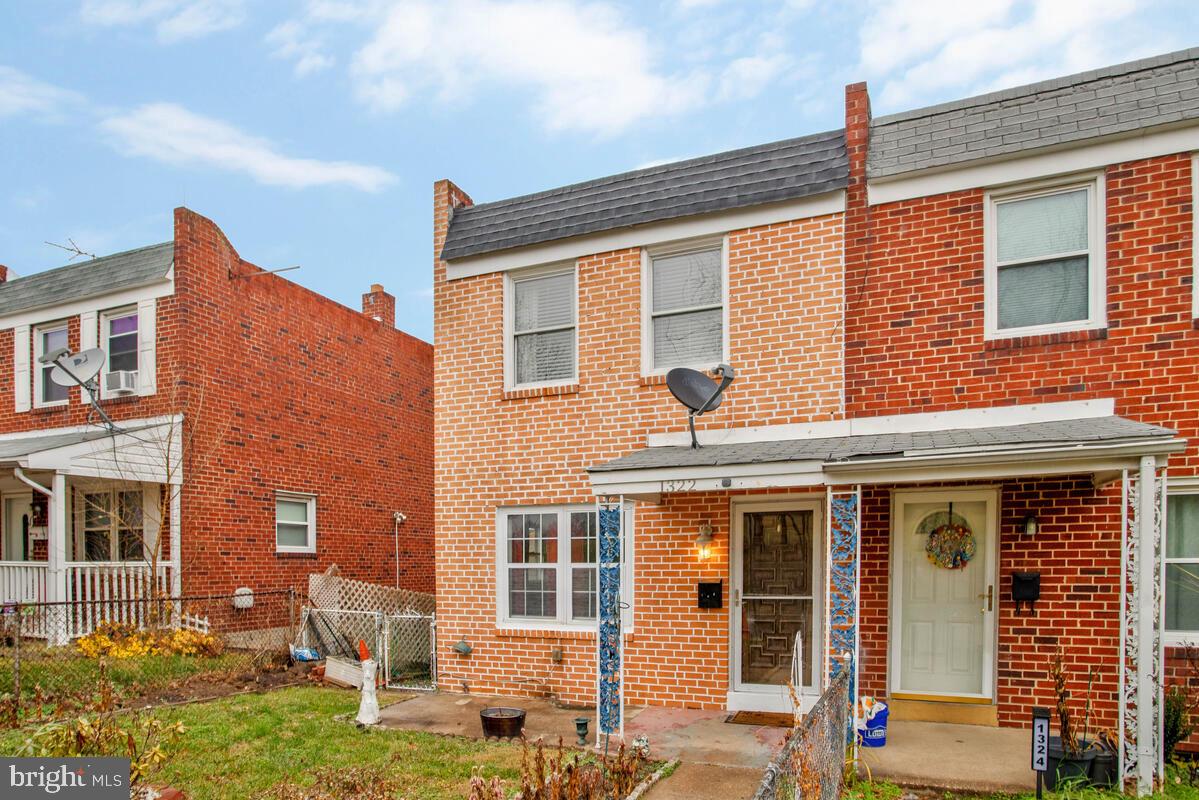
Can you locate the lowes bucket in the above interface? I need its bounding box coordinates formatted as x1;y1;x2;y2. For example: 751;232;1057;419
860;705;888;748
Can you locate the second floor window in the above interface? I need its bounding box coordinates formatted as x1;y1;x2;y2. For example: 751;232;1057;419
104;309;138;373
648;244;724;371
987;180;1103;337
34;324;69;407
510;268;575;387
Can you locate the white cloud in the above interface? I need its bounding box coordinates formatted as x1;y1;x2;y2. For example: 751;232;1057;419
100;103;396;191
717;54;790;102
858;0;1157;111
266;21;336;76
347;0;711;135
0;67;86;121
80;0;246;42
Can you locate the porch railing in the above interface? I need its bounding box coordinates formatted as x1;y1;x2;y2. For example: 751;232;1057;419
0;561;171;640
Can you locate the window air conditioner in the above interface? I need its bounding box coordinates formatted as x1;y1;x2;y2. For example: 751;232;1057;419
104;370;138;395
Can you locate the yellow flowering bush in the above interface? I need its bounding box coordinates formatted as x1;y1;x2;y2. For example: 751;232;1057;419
76;621;224;659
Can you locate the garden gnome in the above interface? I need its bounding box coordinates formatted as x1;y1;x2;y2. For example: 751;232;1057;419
356;659;380;726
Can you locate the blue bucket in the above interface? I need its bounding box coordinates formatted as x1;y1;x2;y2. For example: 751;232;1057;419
860;706;888;748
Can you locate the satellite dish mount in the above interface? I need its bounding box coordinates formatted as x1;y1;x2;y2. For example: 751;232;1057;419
666;364;735;449
40;347;120;432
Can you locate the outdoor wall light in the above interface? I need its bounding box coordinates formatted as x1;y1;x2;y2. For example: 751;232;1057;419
1023;514;1039;537
696;524;714;561
451;636;473;656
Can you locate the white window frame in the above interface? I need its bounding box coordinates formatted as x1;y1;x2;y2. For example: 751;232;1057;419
503;262;578;391
275;492;317;554
983;174;1106;340
99;306;139;399
1192;153;1198;320
495;504;634;632
641;236;730;376
73;486;147;563
32;321;70;409
1166;477;1199;646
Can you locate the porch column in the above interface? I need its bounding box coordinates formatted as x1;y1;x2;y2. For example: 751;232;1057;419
596;496;624;743
826;487;861;711
47;471;68;645
169;485;181;597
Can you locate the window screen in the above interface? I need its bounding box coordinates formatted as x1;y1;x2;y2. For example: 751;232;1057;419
512;271;575;385
650;247;722;368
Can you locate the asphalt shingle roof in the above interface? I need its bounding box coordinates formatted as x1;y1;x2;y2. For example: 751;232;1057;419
868;47;1199;179
440;129;847;261
0;242;173;317
589;417;1177;472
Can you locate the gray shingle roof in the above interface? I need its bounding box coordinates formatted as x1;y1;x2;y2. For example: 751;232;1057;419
0;242;173;317
441;129;847;261
869;47;1199;179
589;416;1176;472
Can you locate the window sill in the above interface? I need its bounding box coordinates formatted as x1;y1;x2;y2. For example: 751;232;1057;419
501;384;579;401
495;625;634;642
275;550;317;558
639;374;669;387
31;404;69;415
984;328;1107;351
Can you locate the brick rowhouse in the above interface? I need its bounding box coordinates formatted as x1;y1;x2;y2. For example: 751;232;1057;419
0;207;433;595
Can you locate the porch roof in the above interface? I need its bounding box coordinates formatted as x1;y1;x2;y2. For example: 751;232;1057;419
588;414;1184;499
0;418;182;483
0;429;114;462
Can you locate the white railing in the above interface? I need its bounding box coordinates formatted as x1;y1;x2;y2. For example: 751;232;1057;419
0;561;49;604
66;562;173;638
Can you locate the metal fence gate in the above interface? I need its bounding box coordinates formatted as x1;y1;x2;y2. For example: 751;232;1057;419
299;607;436;691
385;612;436;691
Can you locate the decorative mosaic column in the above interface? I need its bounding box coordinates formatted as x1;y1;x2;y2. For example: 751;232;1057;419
827;488;861;719
1120;460;1165;796
597;497;624;741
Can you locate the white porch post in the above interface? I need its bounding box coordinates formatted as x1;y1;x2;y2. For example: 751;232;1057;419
1135;455;1159;795
169;485;181;597
48;471;68;645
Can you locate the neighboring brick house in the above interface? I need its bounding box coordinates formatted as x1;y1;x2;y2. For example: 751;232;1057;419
433;47;1198;781
0;207;433;624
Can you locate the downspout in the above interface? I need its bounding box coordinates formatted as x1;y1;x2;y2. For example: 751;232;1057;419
13;466;51;499
393;511;407;588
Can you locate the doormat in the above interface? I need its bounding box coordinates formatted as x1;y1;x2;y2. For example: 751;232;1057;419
725;711;794;728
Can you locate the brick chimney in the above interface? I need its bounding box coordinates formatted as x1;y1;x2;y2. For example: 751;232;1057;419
362;283;395;327
0;265;10;284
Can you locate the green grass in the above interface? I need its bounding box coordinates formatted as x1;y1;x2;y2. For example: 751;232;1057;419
1;651;249;700
2;686;525;800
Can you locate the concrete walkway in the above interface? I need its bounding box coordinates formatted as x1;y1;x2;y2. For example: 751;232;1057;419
378;693;1035;798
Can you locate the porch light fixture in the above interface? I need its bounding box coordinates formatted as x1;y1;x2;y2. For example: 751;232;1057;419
696;524;714;561
1023;514;1039;537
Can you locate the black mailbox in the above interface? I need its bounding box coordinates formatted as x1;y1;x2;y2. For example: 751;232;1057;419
1012;571;1041;615
698;581;723;609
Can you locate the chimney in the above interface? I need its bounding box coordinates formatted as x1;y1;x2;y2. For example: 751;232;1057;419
0;265;10;284
362;283;395;327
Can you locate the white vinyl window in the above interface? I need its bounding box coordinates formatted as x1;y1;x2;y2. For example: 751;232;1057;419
1192;154;1198;319
100;307;138;397
78;490;144;563
645;241;726;372
496;505;632;629
507;266;576;388
985;179;1105;338
33;323;69;408
1166;489;1199;642
276;493;316;554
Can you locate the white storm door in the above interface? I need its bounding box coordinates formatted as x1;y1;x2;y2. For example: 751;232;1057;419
891;490;997;700
730;500;822;712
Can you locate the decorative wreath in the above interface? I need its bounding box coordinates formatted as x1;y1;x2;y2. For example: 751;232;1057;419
925;521;976;569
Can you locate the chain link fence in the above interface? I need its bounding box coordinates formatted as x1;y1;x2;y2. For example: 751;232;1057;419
751;666;852;800
298;607;435;691
0;589;300;729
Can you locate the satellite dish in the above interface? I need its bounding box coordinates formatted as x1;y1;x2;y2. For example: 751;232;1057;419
49;348;105;388
666;364;735;449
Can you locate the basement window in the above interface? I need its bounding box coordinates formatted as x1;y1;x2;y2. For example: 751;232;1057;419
984;178;1105;339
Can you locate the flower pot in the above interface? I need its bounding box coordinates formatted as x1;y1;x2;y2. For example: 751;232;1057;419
480;707;526;739
1089;741;1118;788
1045;737;1097;790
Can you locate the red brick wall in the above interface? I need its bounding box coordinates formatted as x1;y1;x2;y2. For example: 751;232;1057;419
434;177;845;706
0;207;434;596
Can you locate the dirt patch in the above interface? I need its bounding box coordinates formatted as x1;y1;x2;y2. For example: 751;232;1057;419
126;660;311;708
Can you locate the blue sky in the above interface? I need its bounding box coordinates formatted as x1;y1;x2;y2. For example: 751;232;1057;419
2;1;1195;341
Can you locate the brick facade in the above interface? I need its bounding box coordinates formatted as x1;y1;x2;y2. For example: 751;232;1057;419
0;207;434;596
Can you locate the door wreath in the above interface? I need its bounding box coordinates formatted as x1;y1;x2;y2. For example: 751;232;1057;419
919;509;976;569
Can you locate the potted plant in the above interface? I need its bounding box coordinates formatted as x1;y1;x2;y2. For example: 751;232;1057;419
1045;648;1099;790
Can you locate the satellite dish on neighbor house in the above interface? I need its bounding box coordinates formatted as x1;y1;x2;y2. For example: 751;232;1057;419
666;364;735;450
48;348;105;388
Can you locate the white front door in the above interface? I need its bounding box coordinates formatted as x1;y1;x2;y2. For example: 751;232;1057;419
891;489;997;700
729;499;822;712
3;494;32;561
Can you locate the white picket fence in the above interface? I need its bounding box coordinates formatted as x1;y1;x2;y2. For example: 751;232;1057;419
0;560;172;639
